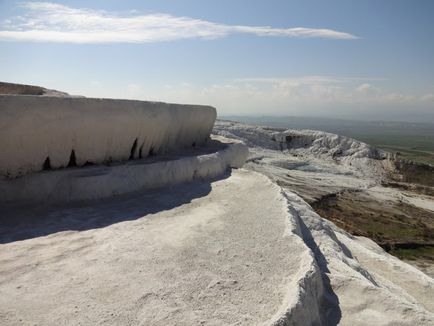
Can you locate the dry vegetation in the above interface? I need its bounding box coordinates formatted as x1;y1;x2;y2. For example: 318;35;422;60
312;189;434;270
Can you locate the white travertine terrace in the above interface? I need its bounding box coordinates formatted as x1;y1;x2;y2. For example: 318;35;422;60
0;95;216;178
0;137;248;204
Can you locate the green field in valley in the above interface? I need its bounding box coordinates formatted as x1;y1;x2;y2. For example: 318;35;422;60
348;134;434;165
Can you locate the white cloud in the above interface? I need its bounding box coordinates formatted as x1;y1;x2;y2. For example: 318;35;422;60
120;76;431;118
126;83;142;98
420;93;434;102
356;83;381;96
0;2;358;43
64;75;433;121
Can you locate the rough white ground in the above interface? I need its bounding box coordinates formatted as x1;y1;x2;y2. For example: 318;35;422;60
1;119;433;325
0;136;248;205
367;185;434;212
0;95;216;178
213;120;434;325
214;120;394;180
285;190;434;325
0;170;318;326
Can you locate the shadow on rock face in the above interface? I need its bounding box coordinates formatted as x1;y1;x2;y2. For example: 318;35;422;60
0;172;231;244
297;217;342;326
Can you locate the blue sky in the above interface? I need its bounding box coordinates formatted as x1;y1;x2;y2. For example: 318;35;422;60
1;0;434;121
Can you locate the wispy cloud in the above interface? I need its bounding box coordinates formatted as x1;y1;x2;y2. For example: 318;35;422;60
234;76;387;84
126;76;430;116
0;2;358;43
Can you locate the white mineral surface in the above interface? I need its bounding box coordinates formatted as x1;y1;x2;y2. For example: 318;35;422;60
0;95;216;178
1;119;433;326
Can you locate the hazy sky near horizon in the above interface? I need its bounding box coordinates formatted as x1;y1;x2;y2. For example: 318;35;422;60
1;0;434;122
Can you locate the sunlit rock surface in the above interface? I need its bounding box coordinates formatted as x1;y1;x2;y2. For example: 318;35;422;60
0;95;216;178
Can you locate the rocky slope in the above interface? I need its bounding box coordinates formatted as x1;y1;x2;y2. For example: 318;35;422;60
214;119;434;268
214;119;434;323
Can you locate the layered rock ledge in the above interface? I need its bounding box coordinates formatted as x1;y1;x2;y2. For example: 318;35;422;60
0;136;248;205
0;95;216;178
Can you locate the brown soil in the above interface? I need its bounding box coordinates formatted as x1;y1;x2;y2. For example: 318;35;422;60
392;160;434;187
382;181;434;197
311;190;434;266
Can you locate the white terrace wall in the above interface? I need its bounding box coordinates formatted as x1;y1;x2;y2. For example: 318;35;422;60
0;95;216;178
